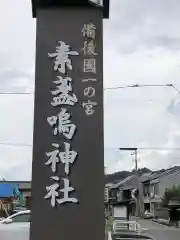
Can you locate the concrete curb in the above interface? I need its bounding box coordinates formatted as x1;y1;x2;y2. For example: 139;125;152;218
152;219;179;228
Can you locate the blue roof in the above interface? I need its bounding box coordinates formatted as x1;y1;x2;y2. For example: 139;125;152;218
0;183;17;197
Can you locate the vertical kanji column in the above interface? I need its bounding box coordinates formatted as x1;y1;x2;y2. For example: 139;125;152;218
30;6;106;240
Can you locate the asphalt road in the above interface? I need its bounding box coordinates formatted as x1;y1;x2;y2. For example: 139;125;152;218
137;219;180;240
0;220;179;240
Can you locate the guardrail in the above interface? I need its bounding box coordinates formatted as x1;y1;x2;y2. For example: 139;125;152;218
112;220;146;234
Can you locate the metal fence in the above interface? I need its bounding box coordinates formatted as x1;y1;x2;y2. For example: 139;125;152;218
112;220;146;234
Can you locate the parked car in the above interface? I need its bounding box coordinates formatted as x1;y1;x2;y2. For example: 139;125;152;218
10;206;27;215
0;210;30;231
143;211;153;219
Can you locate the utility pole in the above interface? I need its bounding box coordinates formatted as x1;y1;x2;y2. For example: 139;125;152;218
119;148;144;218
120;148;138;173
135;149;138;173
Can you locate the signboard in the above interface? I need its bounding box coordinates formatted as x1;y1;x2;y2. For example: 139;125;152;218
30;7;104;240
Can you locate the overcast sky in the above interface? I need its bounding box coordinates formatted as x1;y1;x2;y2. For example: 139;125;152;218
0;0;180;180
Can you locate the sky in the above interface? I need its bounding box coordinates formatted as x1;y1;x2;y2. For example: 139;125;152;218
0;0;180;180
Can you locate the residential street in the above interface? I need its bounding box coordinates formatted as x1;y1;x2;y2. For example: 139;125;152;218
136;219;180;240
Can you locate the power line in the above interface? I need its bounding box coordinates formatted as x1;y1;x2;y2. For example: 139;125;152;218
0;92;33;95
120;147;180;151
107;84;180;154
104;84;180;92
0;141;179;150
138;147;180;151
0;84;179;148
0;142;32;147
0;83;179;94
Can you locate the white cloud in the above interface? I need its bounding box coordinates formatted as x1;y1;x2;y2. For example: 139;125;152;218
0;0;180;179
0;0;35;180
104;0;180;173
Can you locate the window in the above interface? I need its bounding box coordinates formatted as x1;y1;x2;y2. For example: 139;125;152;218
11;213;30;222
154;184;159;195
151;185;155;195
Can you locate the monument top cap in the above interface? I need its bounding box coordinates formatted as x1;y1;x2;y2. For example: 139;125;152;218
31;0;109;19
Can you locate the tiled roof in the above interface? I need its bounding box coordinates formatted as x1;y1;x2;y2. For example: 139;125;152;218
110;175;134;189
151;167;180;183
108;166;180;190
141;166;180;183
0;181;31;190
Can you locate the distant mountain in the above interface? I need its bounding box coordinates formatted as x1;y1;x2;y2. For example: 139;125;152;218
105;168;151;184
105;166;180;184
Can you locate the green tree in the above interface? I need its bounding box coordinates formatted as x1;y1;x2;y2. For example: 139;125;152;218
162;185;180;206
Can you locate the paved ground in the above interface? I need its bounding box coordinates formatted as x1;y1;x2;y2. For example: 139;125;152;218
0;220;179;240
0;229;29;240
136;218;180;240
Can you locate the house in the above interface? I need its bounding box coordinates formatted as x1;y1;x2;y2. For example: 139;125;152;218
108;184;118;205
0;181;31;216
17;181;31;207
140;172;159;212
106;167;180;217
108;175;142;218
138;166;180;216
148;167;180;216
